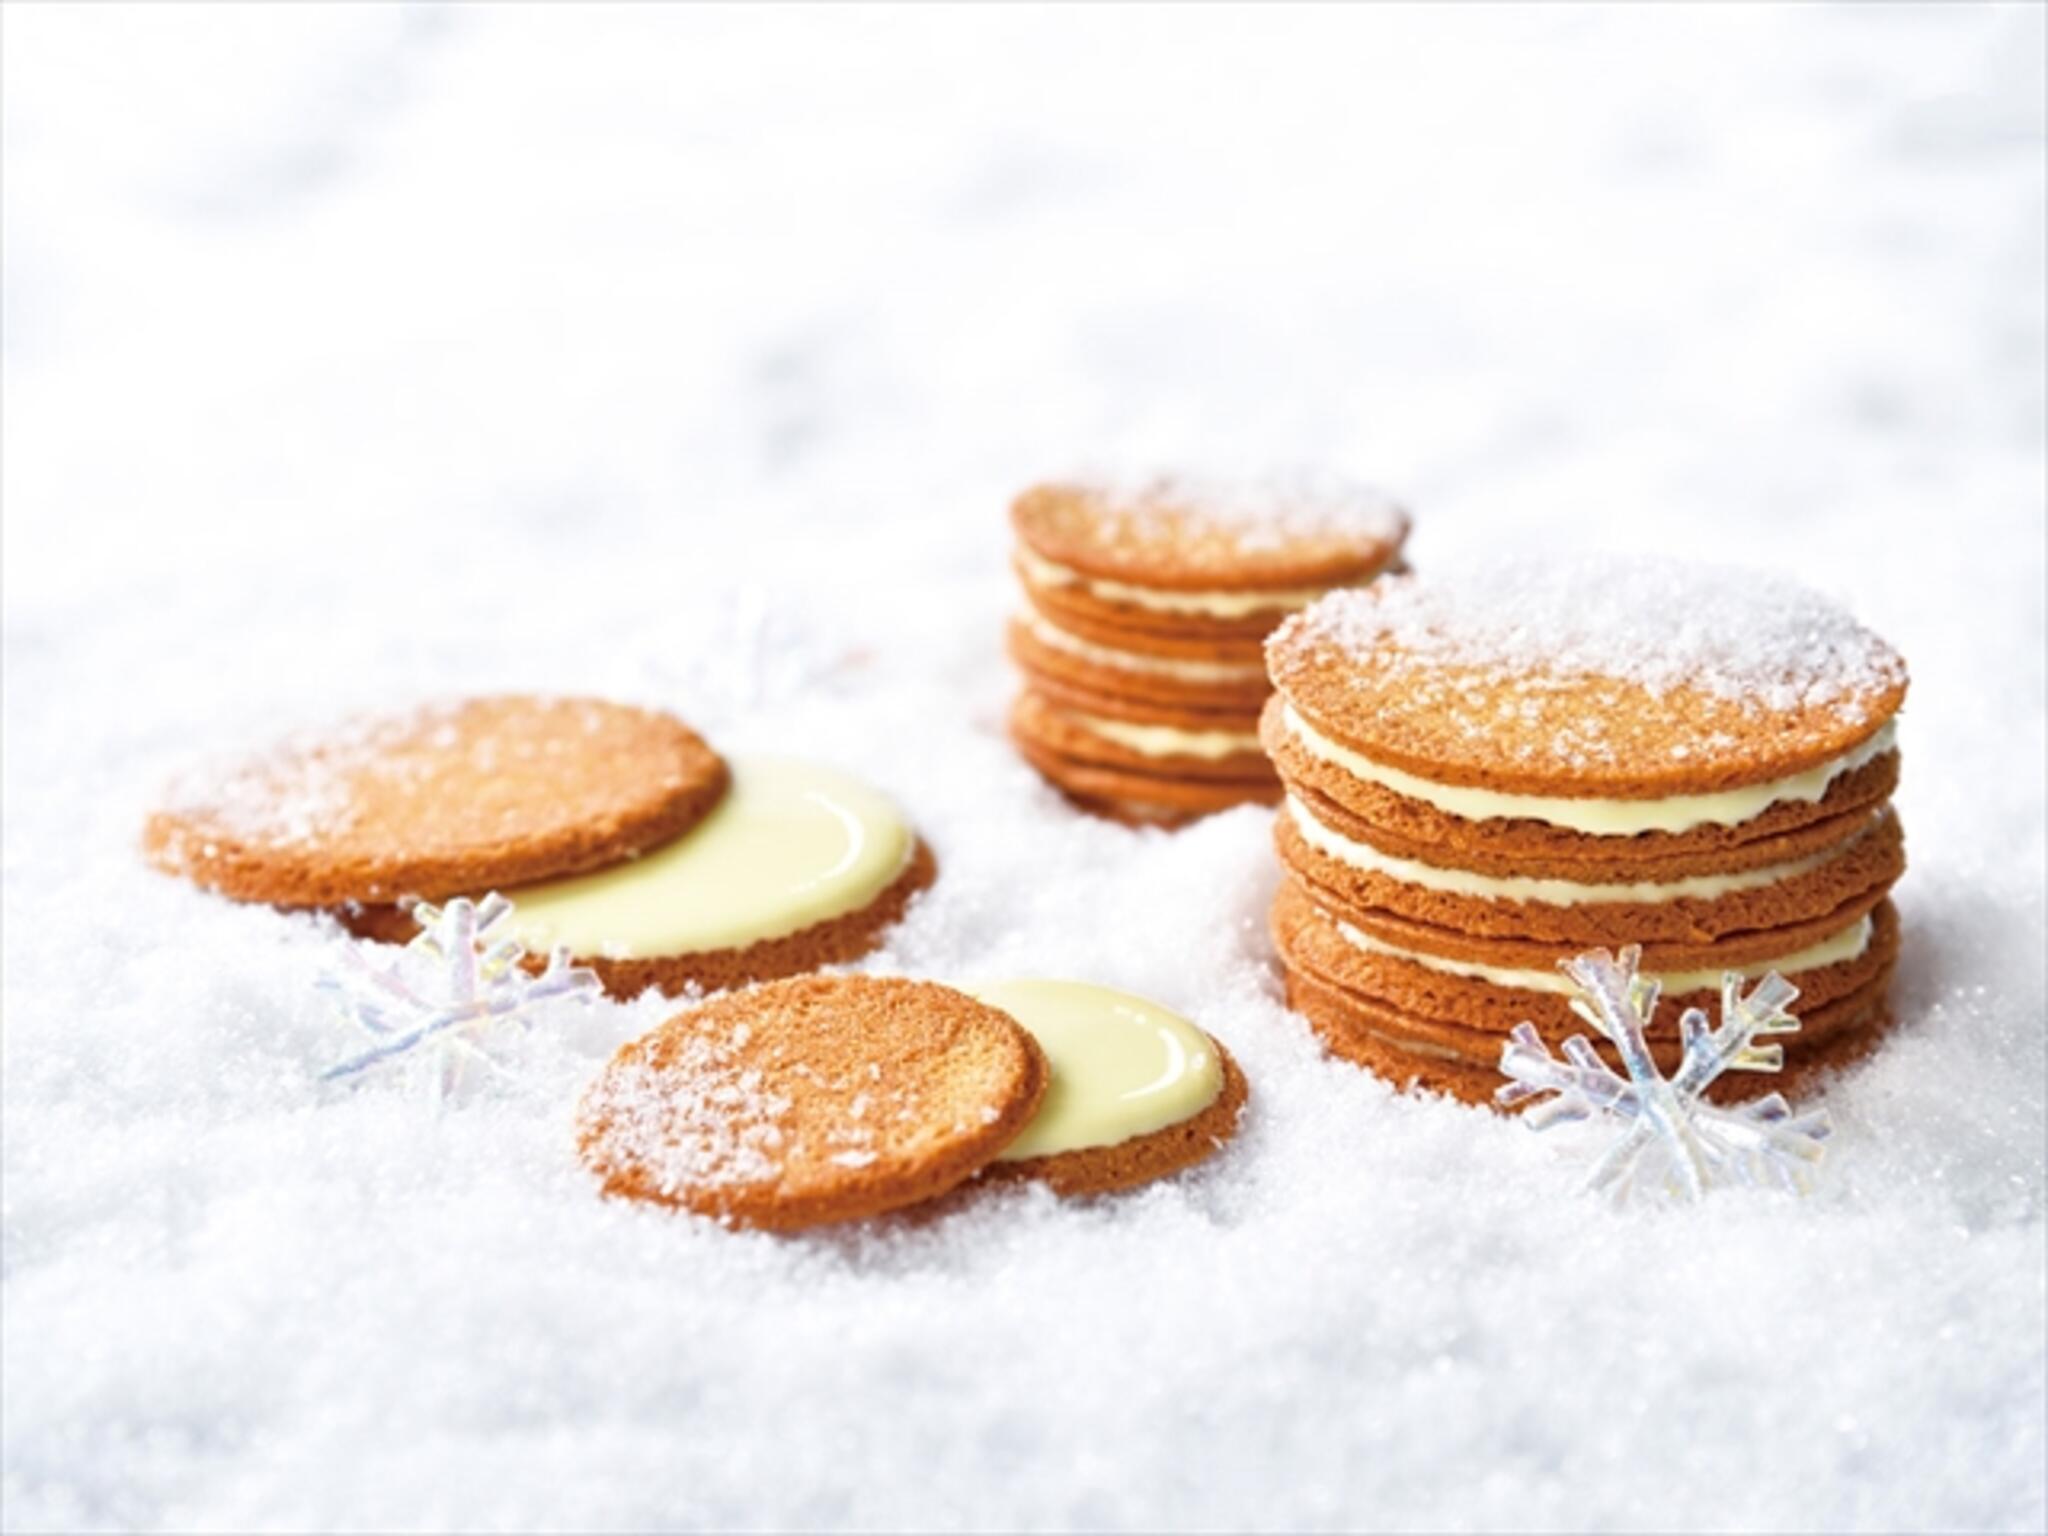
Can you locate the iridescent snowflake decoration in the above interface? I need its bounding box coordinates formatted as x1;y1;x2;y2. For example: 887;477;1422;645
316;894;600;1109
1496;946;1832;1203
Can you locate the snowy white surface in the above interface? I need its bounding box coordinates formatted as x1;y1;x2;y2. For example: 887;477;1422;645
4;6;2045;1531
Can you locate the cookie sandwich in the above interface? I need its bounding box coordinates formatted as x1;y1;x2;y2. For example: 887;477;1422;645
578;975;1249;1230
1006;474;1409;825
1262;557;1908;1104
146;697;935;997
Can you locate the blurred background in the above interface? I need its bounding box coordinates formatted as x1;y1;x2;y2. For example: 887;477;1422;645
6;4;2042;613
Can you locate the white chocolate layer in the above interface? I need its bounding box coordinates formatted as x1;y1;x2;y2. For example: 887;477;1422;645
1020;613;1267;683
1282;704;1897;836
1067;710;1264;760
1017;547;1350;618
1285;795;1856;905
971;980;1221;1161
1331;911;1874;996
499;757;914;959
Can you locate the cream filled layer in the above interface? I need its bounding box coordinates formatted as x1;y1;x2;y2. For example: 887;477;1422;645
1017;547;1357;618
1331;911;1873;996
1285;795;1857;905
1283;704;1897;836
500;757;914;959
1067;710;1264;760
971;980;1221;1161
1021;613;1268;682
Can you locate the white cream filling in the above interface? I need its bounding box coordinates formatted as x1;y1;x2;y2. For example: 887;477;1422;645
1332;912;1873;996
1019;613;1267;682
1068;711;1263;760
1016;546;1353;618
1285;795;1855;905
1283;704;1897;836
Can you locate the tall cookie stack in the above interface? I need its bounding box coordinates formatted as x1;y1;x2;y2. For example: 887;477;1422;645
1261;557;1909;1103
1005;475;1410;825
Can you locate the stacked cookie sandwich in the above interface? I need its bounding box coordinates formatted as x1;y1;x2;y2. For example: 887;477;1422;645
145;695;935;998
1005;474;1410;825
1262;557;1908;1103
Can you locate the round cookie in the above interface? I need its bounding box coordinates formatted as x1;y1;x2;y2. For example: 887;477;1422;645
1006;613;1272;714
1013;474;1409;594
1265;557;1908;800
1260;695;1903;858
1010;687;1272;784
145;695;727;908
1018;592;1273;668
1270;873;1900;1039
1274;794;1906;946
1284;963;1892;1108
577;976;1048;1231
1016;663;1266;734
1301;864;1893;982
1276;761;1903;884
970;980;1248;1195
1278;924;1894;1070
345;757;935;999
1009;709;1281;822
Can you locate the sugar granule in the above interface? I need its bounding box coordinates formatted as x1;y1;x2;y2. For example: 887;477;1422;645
1283;554;1908;713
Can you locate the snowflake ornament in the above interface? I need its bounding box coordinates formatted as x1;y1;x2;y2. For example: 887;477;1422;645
1496;946;1833;1203
316;894;600;1108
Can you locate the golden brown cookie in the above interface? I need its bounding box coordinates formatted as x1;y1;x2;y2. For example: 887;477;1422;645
1015;661;1266;732
1259;696;1903;861
1281;931;1893;1071
1010;688;1272;784
1009;709;1280;821
1270;874;1899;1040
1284;963;1893;1107
1265;559;1908;798
577;976;1048;1231
1018;590;1273;666
1006;613;1272;714
1274;794;1905;946
1298;866;1893;985
1275;760;1903;883
1013;475;1410;593
146;695;727;908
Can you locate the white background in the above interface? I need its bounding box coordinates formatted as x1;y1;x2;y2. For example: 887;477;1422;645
4;4;2044;1531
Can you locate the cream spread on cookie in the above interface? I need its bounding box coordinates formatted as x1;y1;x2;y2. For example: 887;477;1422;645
1020;613;1267;682
1066;711;1264;760
1017;547;1358;618
500;757;914;958
1329;911;1874;996
1284;795;1860;905
1282;704;1897;836
973;980;1221;1160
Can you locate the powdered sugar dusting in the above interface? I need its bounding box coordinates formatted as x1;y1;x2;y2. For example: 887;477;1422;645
155;714;402;848
580;1033;793;1196
154;696;689;852
1280;556;1908;720
1066;470;1408;556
